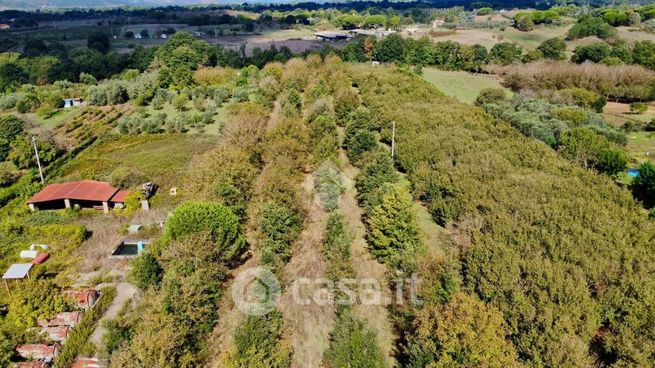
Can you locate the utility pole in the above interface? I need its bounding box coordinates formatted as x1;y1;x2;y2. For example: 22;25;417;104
32;136;44;184
391;121;396;160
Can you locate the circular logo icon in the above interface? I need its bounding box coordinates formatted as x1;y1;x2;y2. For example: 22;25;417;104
231;266;281;316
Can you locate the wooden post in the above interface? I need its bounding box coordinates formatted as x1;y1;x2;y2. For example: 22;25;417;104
4;279;9;296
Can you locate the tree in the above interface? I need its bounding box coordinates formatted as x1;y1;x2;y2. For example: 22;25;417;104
7;135;56;169
0;115;25;161
165;201;245;262
475;87;506;106
79;72;97;85
366;183;422;268
489;42;522;65
347;129;377;164
140;29;150;38
172;93;189;111
87;31;110;54
633;161;655;207
630;102;648;114
124;31;134;39
514;13;535;31
632;40;655;70
324;311;384;368
374;34;406;63
558;128;609;168
130;252;163;290
572;42;611;63
596;148;627;176
259;201;301;270
0;63;27;91
407;293;521;368
7;279;72;328
537;38;566;60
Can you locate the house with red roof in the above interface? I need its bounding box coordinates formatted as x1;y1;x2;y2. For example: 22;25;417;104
27;180;128;213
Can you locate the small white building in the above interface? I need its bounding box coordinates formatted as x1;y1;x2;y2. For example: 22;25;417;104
63;98;83;108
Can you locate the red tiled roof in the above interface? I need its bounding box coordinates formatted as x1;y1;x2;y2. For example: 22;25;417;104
16;344;58;360
71;358;102;368
110;190;129;203
15;362;48;368
28;180;121;204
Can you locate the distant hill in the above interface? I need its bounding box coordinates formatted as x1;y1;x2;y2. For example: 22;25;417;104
0;0;247;10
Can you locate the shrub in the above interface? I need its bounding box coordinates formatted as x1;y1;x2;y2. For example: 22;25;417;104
171;93;188;111
596;148;627;176
646;118;655;131
0;161;18;186
258;201;302;271
366;183;422;269
314;161;344;212
324;311;384;368
630;102;648;114
567;16;617;40
129;252;163;290
406;293;520;368
537;38;566;60
165;201;245;262
0;114;24;161
220;310;291;368
474;87;506;106
632;161;655;207
16;93;40;113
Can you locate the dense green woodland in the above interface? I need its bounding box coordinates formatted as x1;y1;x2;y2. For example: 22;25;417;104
348;66;655;366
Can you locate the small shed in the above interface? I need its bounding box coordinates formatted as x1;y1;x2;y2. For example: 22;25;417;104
315;31;351;41
63;98;83;108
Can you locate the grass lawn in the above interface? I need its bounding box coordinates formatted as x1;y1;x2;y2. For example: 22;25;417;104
53;134;217;206
421;68;509;104
625;131;655;165
493;24;571;50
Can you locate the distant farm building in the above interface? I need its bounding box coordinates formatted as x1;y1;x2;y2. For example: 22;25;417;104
63;98;83;108
315;31;351;41
27;180;128;213
0;24;10;30
350;29;396;37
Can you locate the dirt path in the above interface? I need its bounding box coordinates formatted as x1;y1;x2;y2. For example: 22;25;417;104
339;151;397;367
278;173;335;368
90;281;137;347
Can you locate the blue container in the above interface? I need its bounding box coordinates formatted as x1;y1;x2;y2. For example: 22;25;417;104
627;168;639;178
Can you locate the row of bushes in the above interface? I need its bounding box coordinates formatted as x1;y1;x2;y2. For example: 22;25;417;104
478;91;628;175
493;61;655;102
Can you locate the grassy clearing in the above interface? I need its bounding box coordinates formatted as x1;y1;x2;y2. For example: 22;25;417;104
421;68;509;104
53;134;216;204
493;25;571;50
625;131;655;165
413;201;448;257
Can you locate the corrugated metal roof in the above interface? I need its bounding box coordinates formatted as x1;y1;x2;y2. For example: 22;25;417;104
2;263;32;279
28;180;122;204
